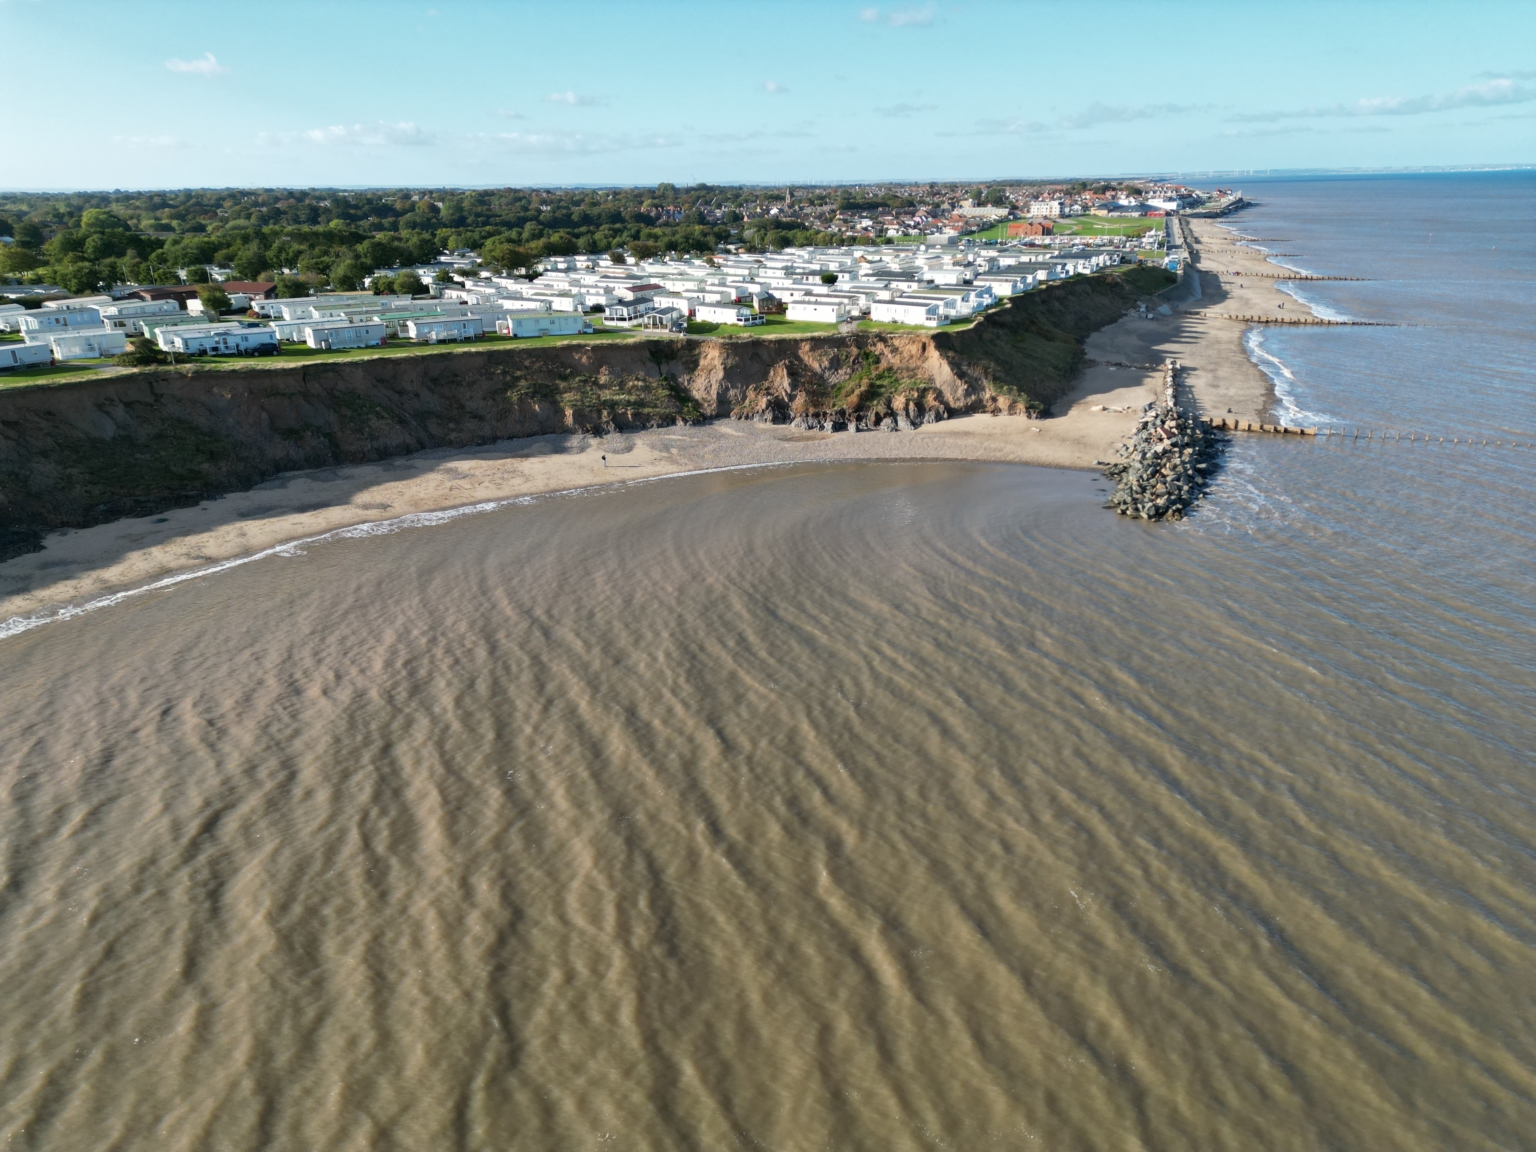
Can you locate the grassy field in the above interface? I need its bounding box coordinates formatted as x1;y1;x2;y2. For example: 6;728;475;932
1052;217;1162;238
0;331;652;387
686;315;839;337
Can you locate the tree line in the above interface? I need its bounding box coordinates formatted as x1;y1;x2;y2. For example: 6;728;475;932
0;185;876;295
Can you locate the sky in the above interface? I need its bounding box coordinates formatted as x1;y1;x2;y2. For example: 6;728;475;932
2;0;1533;189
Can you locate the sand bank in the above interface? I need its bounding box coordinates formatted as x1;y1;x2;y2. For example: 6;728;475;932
0;231;1308;627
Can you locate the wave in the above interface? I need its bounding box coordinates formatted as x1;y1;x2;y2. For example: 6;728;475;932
0;462;798;641
1274;281;1355;322
1243;327;1337;427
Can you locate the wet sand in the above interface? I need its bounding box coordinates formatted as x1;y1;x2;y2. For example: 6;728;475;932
0;227;1305;627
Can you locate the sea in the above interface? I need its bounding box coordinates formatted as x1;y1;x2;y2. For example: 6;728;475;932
1;171;1533;1151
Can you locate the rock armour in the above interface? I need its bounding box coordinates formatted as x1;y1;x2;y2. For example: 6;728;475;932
1100;362;1225;521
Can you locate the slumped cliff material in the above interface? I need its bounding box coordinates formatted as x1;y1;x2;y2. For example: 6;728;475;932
0;276;1140;556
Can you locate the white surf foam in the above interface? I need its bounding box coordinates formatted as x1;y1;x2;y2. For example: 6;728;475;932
1243;327;1336;427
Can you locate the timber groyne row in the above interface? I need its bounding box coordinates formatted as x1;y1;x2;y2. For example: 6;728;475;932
1099;362;1224;521
1203;418;1536;448
1186;312;1394;328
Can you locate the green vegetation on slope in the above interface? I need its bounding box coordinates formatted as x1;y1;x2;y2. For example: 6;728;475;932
937;274;1143;413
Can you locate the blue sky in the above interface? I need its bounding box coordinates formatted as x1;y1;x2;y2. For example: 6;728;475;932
3;0;1533;189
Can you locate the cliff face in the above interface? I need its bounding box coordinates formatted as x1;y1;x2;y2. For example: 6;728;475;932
0;275;1140;556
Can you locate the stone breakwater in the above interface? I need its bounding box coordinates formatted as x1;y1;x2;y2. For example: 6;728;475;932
1100;363;1225;521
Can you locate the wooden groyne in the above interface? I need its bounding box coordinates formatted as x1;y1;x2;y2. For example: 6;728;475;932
1216;272;1366;282
1186;312;1393;328
1203;417;1536;448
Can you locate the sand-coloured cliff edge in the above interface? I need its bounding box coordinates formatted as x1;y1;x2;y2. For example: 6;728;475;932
0;274;1144;557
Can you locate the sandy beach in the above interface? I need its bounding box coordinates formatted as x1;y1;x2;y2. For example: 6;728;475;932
0;222;1306;628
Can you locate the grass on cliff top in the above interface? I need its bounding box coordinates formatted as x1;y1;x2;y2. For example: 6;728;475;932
0;362;120;388
685;315;839;337
1113;263;1179;295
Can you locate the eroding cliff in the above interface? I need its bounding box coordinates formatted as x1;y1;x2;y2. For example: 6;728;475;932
0;274;1144;557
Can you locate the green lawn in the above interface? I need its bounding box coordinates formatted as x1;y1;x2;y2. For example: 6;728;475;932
686;315;839;338
0;332;23;344
1051;217;1161;238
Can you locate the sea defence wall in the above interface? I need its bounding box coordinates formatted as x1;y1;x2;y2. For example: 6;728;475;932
0;274;1143;557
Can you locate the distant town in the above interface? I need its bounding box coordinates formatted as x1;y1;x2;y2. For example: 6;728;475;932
0;181;1240;371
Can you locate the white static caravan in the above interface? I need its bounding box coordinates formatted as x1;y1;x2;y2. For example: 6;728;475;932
158;323;279;356
497;313;591;339
405;316;483;343
869;298;947;327
0;342;53;371
786;300;851;324
97;299;183;334
19;306;102;337
50;328;127;360
693;302;763;326
0;303;28;332
304;321;385;350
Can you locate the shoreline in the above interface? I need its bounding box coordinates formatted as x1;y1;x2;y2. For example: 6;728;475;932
0;241;1311;632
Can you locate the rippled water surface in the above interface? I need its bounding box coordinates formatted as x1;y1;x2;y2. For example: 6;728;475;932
2;174;1534;1150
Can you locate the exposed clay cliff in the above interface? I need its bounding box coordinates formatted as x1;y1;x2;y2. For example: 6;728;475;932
0;274;1145;557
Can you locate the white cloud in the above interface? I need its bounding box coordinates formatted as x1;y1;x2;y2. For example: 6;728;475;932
763;80;788;94
297;122;435;147
858;4;933;26
165;52;228;76
113;134;188;148
1057;102;1200;129
886;4;934;26
495;109;526;119
480;131;679;156
545;91;600;106
876;102;936;117
1233;77;1536;123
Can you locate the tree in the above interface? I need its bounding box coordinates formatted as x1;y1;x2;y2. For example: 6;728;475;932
393;270;425;297
0;245;42;275
628;241;659;262
480;237;538;279
329;261;366;291
184;264;211;284
371;275;396;296
433;269;453;283
232;242;268;281
113;336;169;367
274;276;308;298
197;284;231;316
607;249;627;265
80;209;129;233
820;271;838;285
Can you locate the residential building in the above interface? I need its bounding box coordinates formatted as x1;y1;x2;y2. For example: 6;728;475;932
497;313;591;338
19;306;102;338
405;316;483;342
157;322;279;356
786;300;851;323
1028;199;1063;218
0;342;53;371
98;298;183;334
303;321;385;350
49;328;128;360
869;298;947;326
693;302;763;326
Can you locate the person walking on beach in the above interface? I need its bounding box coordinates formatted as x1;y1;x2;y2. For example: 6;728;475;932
601;454;607;468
